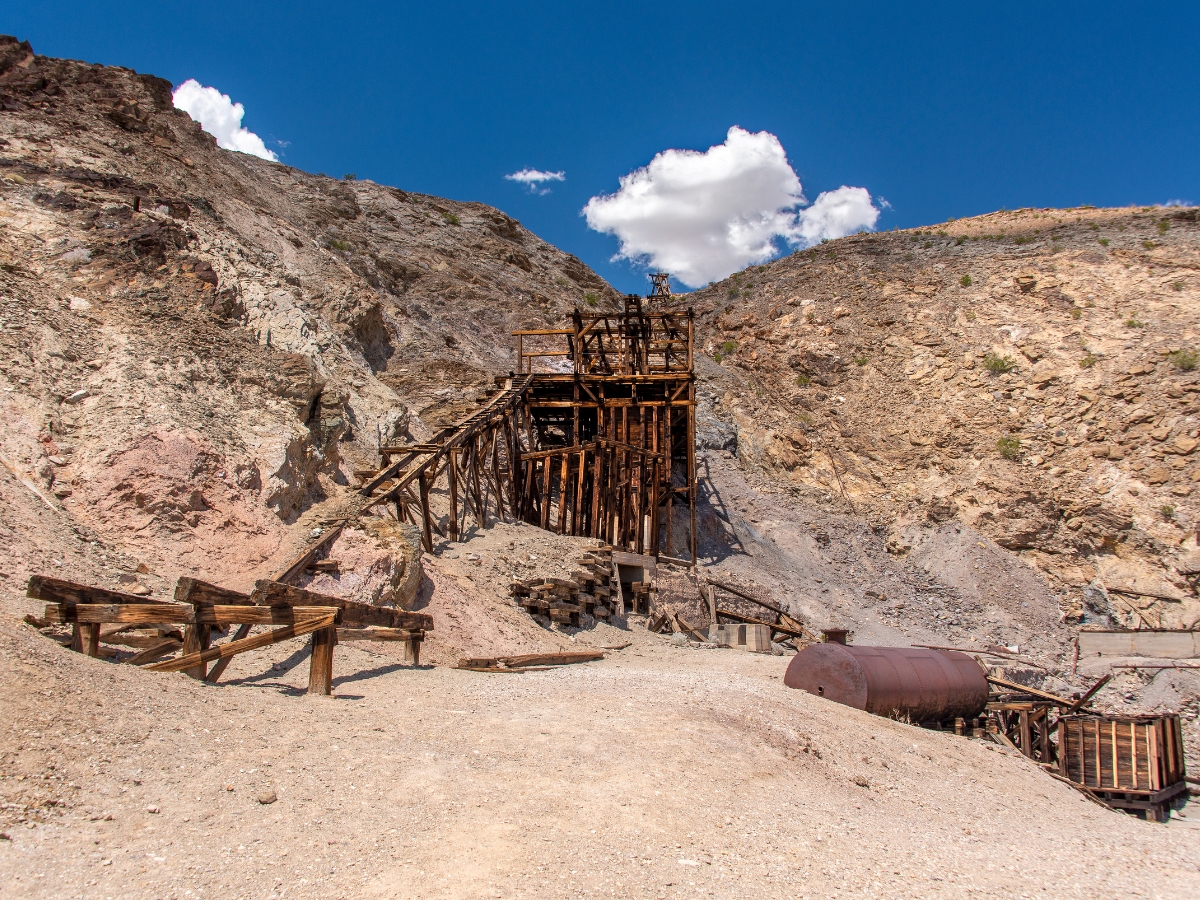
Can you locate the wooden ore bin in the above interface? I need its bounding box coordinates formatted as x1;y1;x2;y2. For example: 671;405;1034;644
784;644;989;722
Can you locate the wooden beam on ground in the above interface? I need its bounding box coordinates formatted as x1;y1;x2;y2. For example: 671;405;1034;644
269;521;345;585
456;651;604;669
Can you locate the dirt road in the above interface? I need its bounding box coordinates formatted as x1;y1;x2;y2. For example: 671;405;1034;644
2;619;1196;900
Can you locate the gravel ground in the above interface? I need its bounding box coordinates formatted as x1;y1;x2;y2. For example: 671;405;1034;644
2;617;1197;900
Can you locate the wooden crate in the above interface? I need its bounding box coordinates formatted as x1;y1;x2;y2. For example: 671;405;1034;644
1058;714;1188;820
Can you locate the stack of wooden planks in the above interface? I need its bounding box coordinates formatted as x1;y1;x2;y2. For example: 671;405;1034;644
28;574;433;695
508;549;620;625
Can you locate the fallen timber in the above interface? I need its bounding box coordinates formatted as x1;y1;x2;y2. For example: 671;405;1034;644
456;650;605;672
28;575;433;694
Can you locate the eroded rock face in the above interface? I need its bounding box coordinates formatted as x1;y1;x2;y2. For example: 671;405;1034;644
689;205;1200;625
0;37;616;593
298;520;423;607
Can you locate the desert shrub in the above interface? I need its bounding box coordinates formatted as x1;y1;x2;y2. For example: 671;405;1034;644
996;435;1021;460
1013;236;1032;245
584;292;598;307
853;355;868;366
442;212;461;225
720;340;737;355
795;373;811;386
1098;238;1109;246
1168;349;1198;372
960;274;972;287
329;239;352;252
983;352;1016;375
955;236;966;246
1125;316;1144;328
965;310;977;321
344;173;357;181
1158;220;1170;233
713;352;723;363
1070;308;1083;319
1173;281;1184;291
1079;352;1099;368
1160;504;1176;520
727;288;740;299
1143;240;1155;249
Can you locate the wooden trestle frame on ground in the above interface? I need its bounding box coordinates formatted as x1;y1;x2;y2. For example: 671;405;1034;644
28;573;433;695
357;297;698;563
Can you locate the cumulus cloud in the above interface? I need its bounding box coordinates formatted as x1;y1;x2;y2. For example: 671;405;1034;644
583;126;879;287
172;79;278;161
505;168;566;195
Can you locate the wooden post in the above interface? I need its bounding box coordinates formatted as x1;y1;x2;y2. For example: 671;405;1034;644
1019;710;1032;758
540;456;553;530
181;624;210;679
308;625;337;695
447;449;460;541
418;470;434;552
557;452;571;534
81;623;100;658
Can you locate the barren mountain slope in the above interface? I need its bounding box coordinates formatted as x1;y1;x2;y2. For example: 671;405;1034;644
0;35;617;596
689;205;1200;633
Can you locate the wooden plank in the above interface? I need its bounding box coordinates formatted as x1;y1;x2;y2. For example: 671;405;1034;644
1068;673;1111;712
250;581;434;630
269;521;345;585
47;603;340;627
335;627;425;642
985;675;1074;707
457;651;604;669
125;638;182;666
144;614;335;673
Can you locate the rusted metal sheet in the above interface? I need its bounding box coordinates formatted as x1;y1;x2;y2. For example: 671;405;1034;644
784;644;989;722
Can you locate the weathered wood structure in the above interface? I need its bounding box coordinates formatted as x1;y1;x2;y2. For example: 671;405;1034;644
357;296;698;563
28;574;432;693
1058;713;1188;820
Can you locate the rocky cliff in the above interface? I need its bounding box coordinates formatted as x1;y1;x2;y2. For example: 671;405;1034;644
688;204;1200;630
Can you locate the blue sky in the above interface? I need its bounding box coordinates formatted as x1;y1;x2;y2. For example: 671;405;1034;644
6;2;1198;293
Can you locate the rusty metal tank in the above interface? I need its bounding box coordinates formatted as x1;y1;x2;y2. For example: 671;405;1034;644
784;644;988;722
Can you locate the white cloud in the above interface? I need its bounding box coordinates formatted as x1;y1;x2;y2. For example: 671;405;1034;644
583;126;879;287
172;79;278;161
505;168;566;195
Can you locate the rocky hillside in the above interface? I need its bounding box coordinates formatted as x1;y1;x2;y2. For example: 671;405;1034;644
688;204;1200;630
0;36;617;595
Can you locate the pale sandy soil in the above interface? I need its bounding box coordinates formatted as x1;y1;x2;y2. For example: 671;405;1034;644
2;616;1197;900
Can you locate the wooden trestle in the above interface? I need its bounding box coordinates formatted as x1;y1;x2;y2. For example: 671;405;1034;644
358;297;697;563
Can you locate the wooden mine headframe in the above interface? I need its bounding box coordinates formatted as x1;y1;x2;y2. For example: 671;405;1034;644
356;288;697;565
513;294;696;563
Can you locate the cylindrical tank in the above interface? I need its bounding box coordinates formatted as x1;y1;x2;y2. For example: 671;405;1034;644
784;644;988;722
